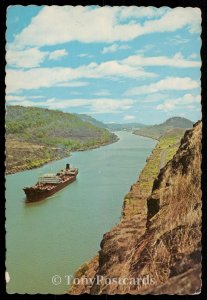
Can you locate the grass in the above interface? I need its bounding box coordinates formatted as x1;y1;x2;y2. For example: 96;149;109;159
74;263;89;278
123;130;185;217
139;133;181;189
136;166;201;285
5;138;70;174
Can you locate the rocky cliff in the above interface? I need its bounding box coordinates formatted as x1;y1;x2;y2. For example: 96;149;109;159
70;121;202;295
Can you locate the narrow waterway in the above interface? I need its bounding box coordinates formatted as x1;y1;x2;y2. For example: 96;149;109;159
6;131;156;294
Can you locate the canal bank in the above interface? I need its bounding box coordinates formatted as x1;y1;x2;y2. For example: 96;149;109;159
69;129;184;294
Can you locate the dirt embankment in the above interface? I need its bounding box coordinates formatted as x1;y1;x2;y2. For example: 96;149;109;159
5;138;70;174
69;123;201;295
5;136;119;175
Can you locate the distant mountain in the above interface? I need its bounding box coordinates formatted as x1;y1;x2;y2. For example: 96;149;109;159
160;117;194;128
134;117;194;140
106;122;147;131
74;115;147;131
75;113;106;128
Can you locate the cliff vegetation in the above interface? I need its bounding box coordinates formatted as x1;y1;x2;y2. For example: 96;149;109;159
69;121;201;295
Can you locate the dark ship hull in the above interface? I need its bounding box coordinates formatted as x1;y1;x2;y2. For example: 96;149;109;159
23;164;78;202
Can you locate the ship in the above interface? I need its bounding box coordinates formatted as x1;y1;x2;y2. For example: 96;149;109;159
23;163;78;202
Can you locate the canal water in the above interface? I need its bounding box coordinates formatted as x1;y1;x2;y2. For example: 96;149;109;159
6;132;156;294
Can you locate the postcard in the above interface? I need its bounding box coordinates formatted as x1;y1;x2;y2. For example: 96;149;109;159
5;5;202;294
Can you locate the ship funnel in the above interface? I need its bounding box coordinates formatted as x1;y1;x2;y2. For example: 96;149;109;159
66;163;70;170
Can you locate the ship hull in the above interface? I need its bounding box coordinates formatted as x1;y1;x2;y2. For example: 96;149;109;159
24;176;77;202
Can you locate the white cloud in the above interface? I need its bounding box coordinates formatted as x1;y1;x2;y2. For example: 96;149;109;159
88;99;134;113
94;90;111;96
91;60;154;79
48;49;68;60
136;44;155;54
141;93;168;103
6;50;200;93
123;53;201;68
30;96;45;99
6;47;48;68
123;115;135;121
57;81;88;87
6;95;45;102
6;47;68;68
7;97;135;114
125;77;200;96
78;53;89;57
118;6;166;19
10;100;38;107
77;53;94;58
6;95;27;101
78;53;88;57
102;44;119;54
120;45;130;50
102;43;130;54
166;34;190;45
156;94;201;111
142;7;201;34
188;53;199;59
11;7;201;48
6;60;155;93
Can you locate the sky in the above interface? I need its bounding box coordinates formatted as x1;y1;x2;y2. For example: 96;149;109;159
6;6;201;124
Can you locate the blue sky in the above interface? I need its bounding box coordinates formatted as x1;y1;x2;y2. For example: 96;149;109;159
6;6;201;124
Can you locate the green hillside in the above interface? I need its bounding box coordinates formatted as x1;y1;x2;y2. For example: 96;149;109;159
161;117;194;128
74;113;106;129
134;117;194;140
6;105;118;173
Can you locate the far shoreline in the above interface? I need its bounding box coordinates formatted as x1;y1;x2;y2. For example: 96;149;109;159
6;132;160;176
5;135;119;176
132;131;160;141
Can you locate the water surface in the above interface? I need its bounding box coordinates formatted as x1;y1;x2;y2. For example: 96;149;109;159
6;132;156;294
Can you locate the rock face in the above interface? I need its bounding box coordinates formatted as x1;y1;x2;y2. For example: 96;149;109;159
70;121;202;295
